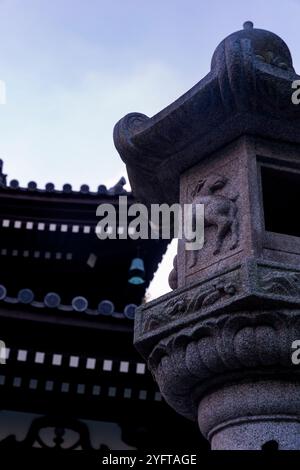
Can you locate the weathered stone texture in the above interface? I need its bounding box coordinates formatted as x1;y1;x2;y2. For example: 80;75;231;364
115;22;300;449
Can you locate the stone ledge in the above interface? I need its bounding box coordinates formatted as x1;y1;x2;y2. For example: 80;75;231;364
135;258;300;356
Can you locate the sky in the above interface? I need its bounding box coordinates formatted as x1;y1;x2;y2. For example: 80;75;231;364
0;0;300;299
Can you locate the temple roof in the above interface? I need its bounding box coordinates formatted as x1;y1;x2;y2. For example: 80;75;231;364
0;159;130;197
0;160;169;314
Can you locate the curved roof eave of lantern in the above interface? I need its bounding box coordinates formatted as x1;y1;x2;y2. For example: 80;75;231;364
114;21;300;206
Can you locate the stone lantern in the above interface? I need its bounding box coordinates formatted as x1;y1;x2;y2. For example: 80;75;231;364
114;22;300;449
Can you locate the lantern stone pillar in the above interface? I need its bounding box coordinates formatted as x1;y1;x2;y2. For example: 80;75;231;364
114;22;300;449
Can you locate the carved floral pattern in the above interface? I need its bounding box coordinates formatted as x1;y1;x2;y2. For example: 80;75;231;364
146;309;300;420
260;271;300;296
144;274;239;333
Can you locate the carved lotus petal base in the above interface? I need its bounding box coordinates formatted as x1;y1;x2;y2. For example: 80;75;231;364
137;300;300;449
144;308;300;420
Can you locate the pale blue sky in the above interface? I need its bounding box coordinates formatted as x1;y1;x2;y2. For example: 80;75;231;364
0;0;299;297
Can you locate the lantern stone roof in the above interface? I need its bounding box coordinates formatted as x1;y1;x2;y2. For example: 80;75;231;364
114;22;300;206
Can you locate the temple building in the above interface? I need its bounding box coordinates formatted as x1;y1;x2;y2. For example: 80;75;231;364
0;160;205;450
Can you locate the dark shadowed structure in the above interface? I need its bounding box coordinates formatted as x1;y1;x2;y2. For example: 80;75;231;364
0;164;206;450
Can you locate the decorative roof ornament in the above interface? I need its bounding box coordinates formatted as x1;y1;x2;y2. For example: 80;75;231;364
18;288;34;304
0;160;7;187
44;292;61;308
27;181;37;190
243;20;254;30
0;285;7;300
45;182;55;192
80;184;90;194
72;296;88;312
97;184;107;195
124;304;137;320
114;22;299;206
108;177;127;195
97;300;114;316
62;183;72;193
10;179;19;189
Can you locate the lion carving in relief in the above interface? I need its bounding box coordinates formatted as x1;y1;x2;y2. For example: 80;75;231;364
189;174;239;267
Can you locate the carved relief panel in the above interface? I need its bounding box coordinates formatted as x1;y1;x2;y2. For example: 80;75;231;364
177;139;252;288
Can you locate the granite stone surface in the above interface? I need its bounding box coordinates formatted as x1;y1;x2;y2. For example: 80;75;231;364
115;23;300;449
